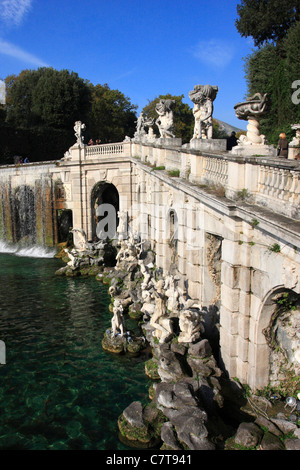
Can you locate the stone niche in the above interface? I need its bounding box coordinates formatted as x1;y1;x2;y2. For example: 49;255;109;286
205;232;222;304
266;303;300;390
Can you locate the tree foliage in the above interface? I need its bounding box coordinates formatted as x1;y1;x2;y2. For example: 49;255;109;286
236;0;300;47
1;67;138;162
5;68;91;130
88;84;137;143
142;94;194;143
236;1;300;145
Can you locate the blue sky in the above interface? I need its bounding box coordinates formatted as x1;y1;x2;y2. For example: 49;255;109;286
0;0;254;129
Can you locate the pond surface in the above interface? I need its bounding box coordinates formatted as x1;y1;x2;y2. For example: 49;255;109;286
0;249;150;450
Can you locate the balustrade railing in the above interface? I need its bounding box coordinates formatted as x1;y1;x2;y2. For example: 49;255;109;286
85;143;125;157
257;164;300;206
203;155;228;186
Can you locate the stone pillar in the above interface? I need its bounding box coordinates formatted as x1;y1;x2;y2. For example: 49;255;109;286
219;238;252;383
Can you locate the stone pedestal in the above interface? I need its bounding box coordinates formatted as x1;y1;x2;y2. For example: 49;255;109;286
156;138;182;148
231;144;276;157
189;138;227;152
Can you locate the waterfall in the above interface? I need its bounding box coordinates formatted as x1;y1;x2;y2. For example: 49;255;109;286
0;172;57;258
0;241;56;258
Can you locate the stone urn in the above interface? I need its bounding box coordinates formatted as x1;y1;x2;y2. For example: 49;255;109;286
234;93;267;145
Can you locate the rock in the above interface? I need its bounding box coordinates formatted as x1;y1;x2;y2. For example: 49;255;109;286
157;349;186;382
271;418;298;435
155;382;198;411
160;422;181;450
293;428;300;439
284;438;300;450
167;406;214;450
123;401;144;428
188;339;212;358
259;432;285;450
234;422;264;448
254;416;283;437
118;401;164;449
128;302;143;320
145;358;160;380
101;332;125;354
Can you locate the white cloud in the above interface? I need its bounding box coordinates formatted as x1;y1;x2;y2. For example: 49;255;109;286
191;39;235;68
0;38;48;66
0;0;32;26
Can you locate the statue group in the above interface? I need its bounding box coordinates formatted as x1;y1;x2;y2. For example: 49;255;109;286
133;84;219;143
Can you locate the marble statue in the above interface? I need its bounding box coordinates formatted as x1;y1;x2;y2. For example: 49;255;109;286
290;124;300;150
150;279;174;343
233;93;267;145
74;121;86;146
134;113;156;141
116;233;142;267
178;309;202;343
135;113;147;138
138;260;152;291
164;274;181;314
141;289;156;318
64;249;79;270
115;240;128;266
155;99;176;138
117;211;128;241
111;299;125;337
189;84;218;140
70;228;91;251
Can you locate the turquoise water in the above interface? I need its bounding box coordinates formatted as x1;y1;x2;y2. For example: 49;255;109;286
0;251;150;450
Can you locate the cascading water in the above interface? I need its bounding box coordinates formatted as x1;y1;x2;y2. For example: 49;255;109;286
13;185;37;245
0;174;56;257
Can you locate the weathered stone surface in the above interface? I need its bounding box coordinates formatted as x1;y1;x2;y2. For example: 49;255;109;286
254;416;283;437
271;418;298;435
157;349;186;382
188;339;212;358
284;438;300;450
123;401;145;428
155;382;198;411
259;432;285;450
160;422;181;450
167;407;215;450
234;422;264;448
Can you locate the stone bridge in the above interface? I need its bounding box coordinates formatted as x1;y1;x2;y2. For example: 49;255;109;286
0;137;299;390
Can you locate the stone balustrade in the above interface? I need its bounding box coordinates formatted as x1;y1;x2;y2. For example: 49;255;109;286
130;140;300;220
85;142;126;157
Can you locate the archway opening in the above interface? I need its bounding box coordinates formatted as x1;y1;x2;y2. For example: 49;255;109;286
261;289;300;395
91;182;119;241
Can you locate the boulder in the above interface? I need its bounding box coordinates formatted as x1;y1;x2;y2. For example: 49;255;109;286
259;432;285;450
233;422;264;448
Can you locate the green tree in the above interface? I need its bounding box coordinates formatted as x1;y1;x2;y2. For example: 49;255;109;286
243;22;300;144
142;94;194;143
88;84;137;143
5;68;91;130
236;0;300;145
236;0;299;47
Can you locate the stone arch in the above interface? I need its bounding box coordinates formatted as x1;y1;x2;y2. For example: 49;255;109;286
250;286;300;390
91;182;119;241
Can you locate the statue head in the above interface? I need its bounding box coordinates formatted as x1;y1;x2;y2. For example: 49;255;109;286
156;99;175;115
189;85;218;104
